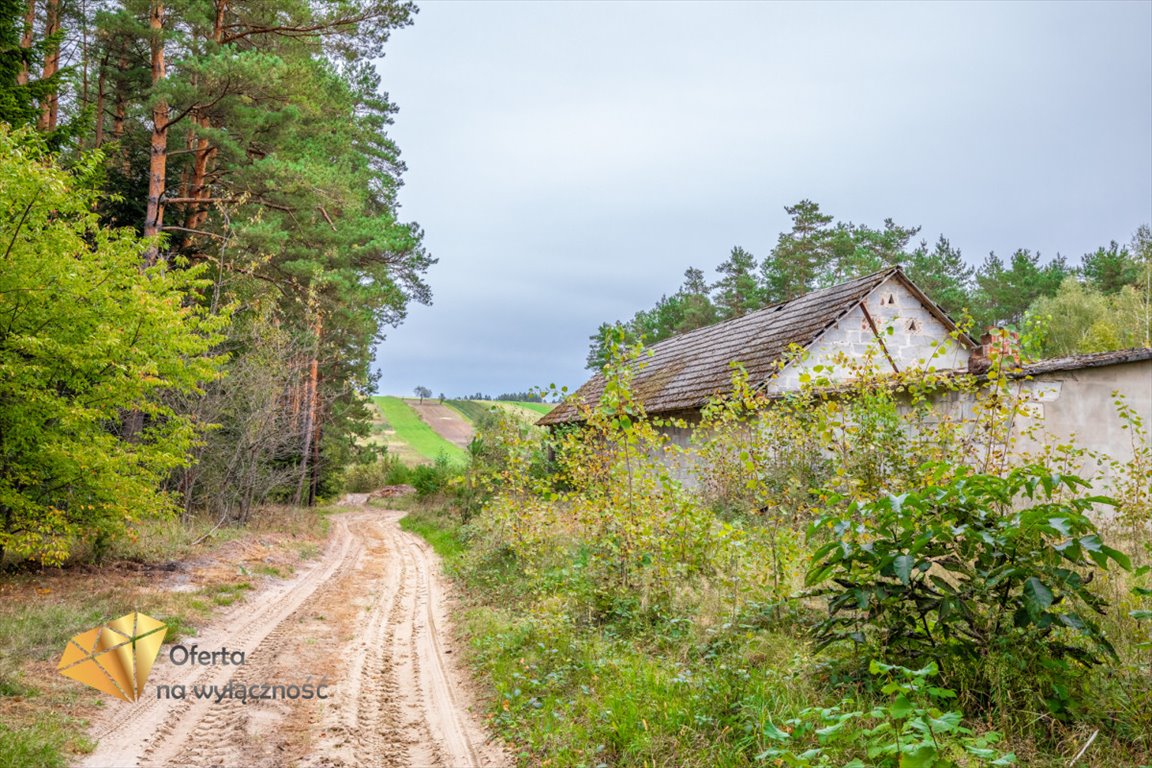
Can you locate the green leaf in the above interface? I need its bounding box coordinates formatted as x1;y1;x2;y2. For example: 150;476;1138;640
889;693;915;720
1023;577;1054;617
894;555;914;585
762;720;791;742
900;743;938;767
927;687;957;699
1101;545;1132;570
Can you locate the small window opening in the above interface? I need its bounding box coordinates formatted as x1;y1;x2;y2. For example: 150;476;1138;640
884;293;897;305
906;319;919;333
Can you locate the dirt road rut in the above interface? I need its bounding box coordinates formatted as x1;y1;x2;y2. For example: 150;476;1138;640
82;507;507;768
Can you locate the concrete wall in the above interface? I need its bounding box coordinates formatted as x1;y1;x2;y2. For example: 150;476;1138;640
1014;360;1152;488
769;277;969;393
657;357;1151;496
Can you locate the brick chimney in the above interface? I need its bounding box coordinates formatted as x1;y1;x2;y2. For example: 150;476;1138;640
968;327;1020;374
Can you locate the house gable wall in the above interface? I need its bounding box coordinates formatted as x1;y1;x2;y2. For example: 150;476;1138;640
768;276;969;392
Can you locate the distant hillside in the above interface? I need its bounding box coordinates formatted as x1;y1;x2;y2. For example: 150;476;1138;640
370;398;555;467
372;397;468;465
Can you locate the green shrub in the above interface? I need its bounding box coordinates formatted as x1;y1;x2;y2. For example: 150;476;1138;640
343;454;407;493
807;465;1129;717
756;660;1015;767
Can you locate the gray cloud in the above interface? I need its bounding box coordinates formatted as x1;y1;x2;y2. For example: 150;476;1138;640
372;0;1152;397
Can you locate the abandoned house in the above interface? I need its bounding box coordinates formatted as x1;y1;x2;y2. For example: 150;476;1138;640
539;267;1152;481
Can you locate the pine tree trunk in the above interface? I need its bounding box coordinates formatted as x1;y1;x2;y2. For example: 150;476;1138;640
94;52;107;147
143;1;168;264
17;0;34;86
183;1;227;233
37;0;60;131
184;119;214;230
294;316;322;507
308;413;322;506
113;51;126;141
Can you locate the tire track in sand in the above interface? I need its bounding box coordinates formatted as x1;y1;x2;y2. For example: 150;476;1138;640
81;507;507;768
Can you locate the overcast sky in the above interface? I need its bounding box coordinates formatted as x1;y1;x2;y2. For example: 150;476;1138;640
370;0;1152;398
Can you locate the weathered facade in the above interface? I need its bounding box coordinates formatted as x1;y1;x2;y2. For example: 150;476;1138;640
541;267;971;426
1013;349;1152;482
543;270;1152;494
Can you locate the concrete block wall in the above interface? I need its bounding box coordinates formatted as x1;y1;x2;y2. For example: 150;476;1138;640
770;277;968;392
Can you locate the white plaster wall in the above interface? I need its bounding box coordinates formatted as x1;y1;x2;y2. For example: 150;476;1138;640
1015;361;1152;492
662;358;1151;499
768;277;969;393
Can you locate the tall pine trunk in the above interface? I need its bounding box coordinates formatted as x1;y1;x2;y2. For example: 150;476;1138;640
37;0;60;131
17;0;34;86
183;1;226;234
294;315;322;507
94;51;107;147
143;0;168;264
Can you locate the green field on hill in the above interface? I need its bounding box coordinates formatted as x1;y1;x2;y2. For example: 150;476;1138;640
508;401;553;415
372;396;468;465
446;399;496;424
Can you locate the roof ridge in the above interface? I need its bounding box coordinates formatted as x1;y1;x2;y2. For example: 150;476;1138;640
641;266;899;355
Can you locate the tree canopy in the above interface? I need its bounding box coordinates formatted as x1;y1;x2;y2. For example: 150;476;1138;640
0;0;431;561
586;199;1150;370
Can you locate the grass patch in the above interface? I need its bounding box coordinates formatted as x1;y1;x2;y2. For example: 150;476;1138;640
446;399;495;424
0;717;90;768
372;396;468;465
507;400;553;415
205;580;253;606
400;511;466;560
400;505;834;767
252;563;294;578
485;400;553;426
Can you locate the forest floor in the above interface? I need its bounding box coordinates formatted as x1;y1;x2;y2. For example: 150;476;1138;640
71;501;507;768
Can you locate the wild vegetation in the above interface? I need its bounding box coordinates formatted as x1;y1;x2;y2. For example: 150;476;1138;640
586;201;1152;369
405;336;1152;767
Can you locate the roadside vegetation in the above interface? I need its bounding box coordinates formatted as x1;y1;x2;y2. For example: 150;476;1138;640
403;337;1152;767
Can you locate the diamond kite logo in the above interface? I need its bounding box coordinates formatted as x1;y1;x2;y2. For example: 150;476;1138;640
57;612;168;702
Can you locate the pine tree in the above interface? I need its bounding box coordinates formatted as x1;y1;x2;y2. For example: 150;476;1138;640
972;249;1070;328
675;266;717;333
761;200;834;303
713;246;761;319
1081;241;1142;295
903;235;972;317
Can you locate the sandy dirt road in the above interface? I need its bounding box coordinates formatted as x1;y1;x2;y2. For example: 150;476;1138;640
406;400;475;449
81;506;507;768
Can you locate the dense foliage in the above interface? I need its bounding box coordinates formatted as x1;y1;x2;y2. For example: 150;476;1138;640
586;201;1151;369
0;128;224;563
0;0;429;561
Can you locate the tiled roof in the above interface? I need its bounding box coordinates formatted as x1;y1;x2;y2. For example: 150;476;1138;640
540;268;939;425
